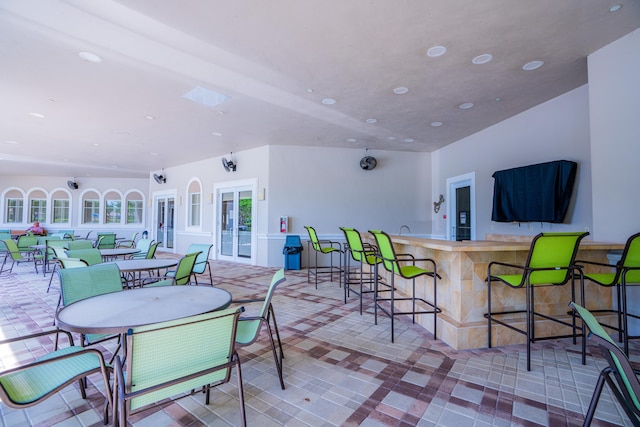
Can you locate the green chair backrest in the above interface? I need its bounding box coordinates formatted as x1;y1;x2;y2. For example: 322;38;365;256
570;302;640;412
58;258;88;269
39;235;61;244
16;235;38;250
0;234;11;252
525;232;589;285
304;226;321;251
187;244;213;274
173;252;201;285
369;230;400;274
66;248;102;266
258;269;286;320
124;307;242;412
340;227;369;264
58;263;123;307
617;232;640;283
67;240;94;250
50;245;68;260
146;242;159;259
58;230;75;239
96;233;116;249
130;239;154;259
1;239;24;261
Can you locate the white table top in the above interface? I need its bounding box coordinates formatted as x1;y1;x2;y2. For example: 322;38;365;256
102;258;178;272
56;286;232;334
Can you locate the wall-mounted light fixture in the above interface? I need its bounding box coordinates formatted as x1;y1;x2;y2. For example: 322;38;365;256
433;194;445;213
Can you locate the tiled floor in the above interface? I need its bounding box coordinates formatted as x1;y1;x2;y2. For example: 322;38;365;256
0;255;636;426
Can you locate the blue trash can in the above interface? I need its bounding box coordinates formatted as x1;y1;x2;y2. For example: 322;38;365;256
283;235;303;270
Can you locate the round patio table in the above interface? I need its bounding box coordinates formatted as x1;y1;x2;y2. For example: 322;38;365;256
55;285;232;335
99;248;140;260
102;258;178;272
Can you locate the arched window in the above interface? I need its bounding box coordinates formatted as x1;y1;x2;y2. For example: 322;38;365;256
104;191;122;224
187;179;202;228
4;189;24;224
125;191;144;224
28;189;47;224
82;190;100;224
51;189;71;224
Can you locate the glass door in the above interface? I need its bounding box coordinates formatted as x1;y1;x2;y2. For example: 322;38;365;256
154;195;175;250
218;186;253;262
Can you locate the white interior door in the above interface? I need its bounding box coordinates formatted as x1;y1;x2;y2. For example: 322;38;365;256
154;194;175;251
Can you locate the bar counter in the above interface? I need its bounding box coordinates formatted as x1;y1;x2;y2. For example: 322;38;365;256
365;235;624;350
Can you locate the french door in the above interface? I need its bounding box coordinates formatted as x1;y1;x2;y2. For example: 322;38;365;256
216;183;255;263
154;194;175;251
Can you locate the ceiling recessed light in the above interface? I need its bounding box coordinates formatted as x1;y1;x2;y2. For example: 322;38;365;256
111;165;119;169
212;132;223;137
365;118;378;124
307;89;314;93
346;138;357;143
495;97;502;102
393;87;409;95
426;45;447;57
29;112;45;118
459;102;474;109
150;152;159;156
92;143;100;147
322;98;336;105
609;4;622;12
78;51;102;63
522;60;544;71
472;54;493;65
430;121;443;127
388;136;397;141
145;115;155;120
6;140;19;144
404;138;415;143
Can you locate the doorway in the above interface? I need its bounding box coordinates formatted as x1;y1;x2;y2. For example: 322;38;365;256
446;172;476;241
154;194;175;251
215;180;256;263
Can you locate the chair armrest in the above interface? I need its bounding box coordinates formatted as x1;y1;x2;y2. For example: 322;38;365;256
0;328;74;348
575;259;616;269
140;276;176;287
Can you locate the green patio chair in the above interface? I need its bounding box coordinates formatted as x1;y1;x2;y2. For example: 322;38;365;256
164;252;201;285
113;307;246;426
340;227;383;314
57;263;123;352
96;233;116;249
129;239;155;259
304;225;342;289
67;239;94;250
46;242;71;292
16;234;39;260
486;231;589;371
569;302;640;426
234;268;287;389
187;243;213;286
369;229;441;343
0;329;112;425
66;248;103;266
576;232;640;355
0;239;43;274
116;232;138;249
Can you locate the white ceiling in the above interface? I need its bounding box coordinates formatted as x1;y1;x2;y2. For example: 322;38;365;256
1;0;638;179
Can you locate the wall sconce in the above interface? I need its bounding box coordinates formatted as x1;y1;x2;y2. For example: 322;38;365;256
433;194;445;213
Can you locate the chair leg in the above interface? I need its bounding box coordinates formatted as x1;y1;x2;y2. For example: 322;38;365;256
265;319;285;390
487;275;493;348
235;354;247;427
584;370;607;426
47;263;58;293
268;304;285;360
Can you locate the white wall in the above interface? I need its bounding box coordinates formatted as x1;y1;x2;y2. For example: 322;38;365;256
431;85;593;240
589;28;640;242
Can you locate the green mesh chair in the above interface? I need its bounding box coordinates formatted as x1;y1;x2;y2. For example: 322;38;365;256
116;232;138;249
46;242;71;293
67;239;94;250
340;227;383;314
187;243;214;286
66;248;103;266
486;231;589;371
234;269;287;389
57;264;124;352
369;230;441;343
577;232;640;355
164;251;201;285
304;225;342;289
0;239;43;274
113;307;246;426
95;233;116;249
43;239;69;277
129;239;155;259
0;329;112;424
570;302;640;426
16;234;38;256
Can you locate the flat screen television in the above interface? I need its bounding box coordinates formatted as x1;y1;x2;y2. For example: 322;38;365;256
491;160;577;223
